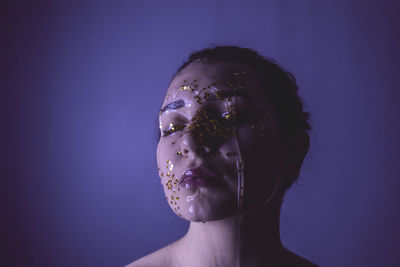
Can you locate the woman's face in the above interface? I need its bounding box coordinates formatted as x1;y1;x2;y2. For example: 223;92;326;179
157;61;286;222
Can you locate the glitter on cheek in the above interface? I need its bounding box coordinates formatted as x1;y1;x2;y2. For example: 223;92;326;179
160;78;254;219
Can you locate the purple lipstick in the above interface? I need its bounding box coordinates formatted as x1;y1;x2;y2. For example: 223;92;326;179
179;167;219;189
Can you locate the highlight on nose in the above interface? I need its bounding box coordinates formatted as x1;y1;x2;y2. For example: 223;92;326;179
180;132;212;157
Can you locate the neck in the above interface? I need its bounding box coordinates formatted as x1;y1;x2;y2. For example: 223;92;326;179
179;199;284;267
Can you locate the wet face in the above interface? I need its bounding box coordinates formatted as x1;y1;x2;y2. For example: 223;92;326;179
157;61;286;222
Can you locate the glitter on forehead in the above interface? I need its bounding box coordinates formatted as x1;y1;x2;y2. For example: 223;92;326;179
162;81;246;142
180;85;193;91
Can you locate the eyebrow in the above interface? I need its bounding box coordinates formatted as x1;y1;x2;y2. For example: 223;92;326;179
159;89;250;114
203;89;250;101
160;99;185;114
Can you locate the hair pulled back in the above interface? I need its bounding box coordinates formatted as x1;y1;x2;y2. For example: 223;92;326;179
174;46;311;142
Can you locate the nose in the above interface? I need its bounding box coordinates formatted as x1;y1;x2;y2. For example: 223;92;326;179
180;131;212;158
179;108;233;158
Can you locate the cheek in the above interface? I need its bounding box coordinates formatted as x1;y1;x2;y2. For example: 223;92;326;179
156;139;180;180
235;125;282;206
157;138;185;215
236;121;281;162
156;133;243;221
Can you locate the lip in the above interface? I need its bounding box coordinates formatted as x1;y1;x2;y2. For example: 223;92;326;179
179;166;219;188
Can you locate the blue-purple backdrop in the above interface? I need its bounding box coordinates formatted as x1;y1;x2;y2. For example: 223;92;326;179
2;1;400;266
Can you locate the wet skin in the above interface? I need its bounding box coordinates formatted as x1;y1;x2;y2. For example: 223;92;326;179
157;60;287;222
126;61;314;267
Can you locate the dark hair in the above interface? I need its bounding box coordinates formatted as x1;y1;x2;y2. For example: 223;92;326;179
173;46;311;142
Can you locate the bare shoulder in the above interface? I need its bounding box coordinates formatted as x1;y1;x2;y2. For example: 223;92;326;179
125;240;181;267
281;248;318;267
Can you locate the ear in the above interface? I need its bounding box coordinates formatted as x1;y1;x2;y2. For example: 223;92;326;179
281;131;310;185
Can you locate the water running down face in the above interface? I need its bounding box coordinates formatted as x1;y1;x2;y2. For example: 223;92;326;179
157;61;286;222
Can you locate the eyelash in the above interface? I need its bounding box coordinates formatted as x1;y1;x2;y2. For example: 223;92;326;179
162;123;185;137
161;111;251;137
222;111;252;125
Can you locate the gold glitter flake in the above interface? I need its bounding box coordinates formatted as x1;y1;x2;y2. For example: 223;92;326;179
180;85;193;91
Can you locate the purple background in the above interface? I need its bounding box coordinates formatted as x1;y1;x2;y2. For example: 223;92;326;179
2;1;400;266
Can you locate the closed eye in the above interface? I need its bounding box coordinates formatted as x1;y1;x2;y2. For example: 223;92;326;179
162;123;185;137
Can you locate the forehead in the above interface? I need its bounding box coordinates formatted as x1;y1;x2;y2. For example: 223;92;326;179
161;61;283;139
164;61;261;104
173;61;254;83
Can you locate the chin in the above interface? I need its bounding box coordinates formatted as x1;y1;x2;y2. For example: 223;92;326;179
171;200;239;222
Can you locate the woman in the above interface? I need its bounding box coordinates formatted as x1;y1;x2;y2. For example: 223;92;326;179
128;46;316;267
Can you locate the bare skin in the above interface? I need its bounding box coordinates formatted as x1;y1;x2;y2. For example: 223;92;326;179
127;200;316;267
127;61;315;267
